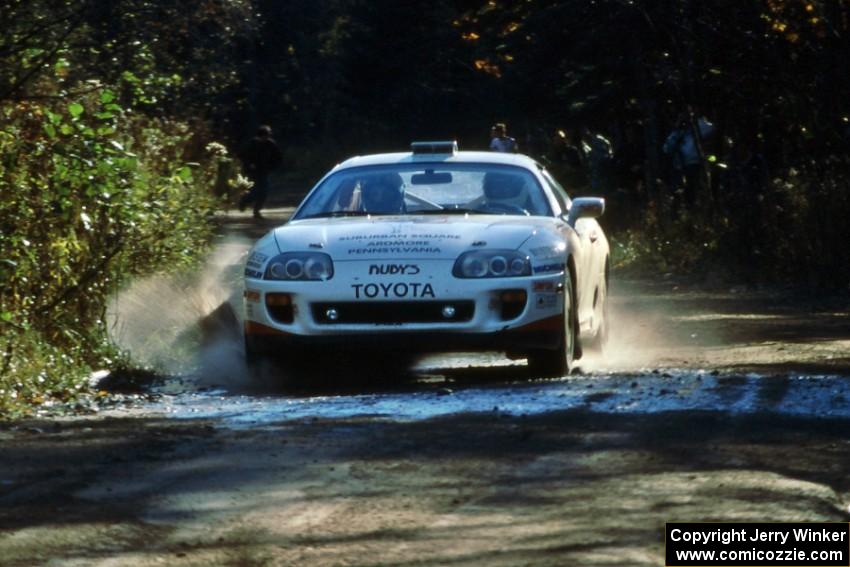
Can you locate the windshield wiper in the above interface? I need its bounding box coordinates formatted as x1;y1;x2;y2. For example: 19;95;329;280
299;210;370;219
415;207;484;215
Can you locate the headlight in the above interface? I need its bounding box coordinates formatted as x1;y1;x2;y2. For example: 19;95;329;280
264;252;334;281
453;250;530;278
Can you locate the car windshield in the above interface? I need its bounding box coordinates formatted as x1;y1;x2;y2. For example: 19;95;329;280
293;163;553;220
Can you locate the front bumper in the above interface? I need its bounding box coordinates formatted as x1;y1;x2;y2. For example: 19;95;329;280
245;315;562;355
243;259;565;354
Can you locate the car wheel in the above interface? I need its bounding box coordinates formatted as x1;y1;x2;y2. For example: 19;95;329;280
527;270;575;377
585;274;609;354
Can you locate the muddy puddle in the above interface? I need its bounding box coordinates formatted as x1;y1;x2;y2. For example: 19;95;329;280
112;358;849;429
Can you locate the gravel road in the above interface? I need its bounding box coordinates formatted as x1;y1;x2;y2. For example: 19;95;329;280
1;209;848;566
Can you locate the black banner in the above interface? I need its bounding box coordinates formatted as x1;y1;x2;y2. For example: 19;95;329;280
666;523;849;566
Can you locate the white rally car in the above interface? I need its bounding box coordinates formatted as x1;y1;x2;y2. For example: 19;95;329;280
243;141;609;376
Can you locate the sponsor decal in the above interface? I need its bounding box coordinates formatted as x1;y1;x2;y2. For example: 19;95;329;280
339;233;460;242
533;262;565;274
368;263;420;275
411;217;449;224
349;247;441;255
352;282;436;299
366;240;430;247
343;233;456;255
535;294;558;309
246;252;267;276
246;251;269;270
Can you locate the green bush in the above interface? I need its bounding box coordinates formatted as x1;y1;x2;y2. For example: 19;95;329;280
0;84;229;416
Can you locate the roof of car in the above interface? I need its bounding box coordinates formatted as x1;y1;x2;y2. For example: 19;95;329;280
334;150;540;171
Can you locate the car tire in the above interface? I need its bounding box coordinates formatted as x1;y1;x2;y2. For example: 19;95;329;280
527;270;575;377
585;273;609;354
244;338;283;385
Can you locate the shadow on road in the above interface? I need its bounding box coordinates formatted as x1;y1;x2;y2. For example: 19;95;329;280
2;407;850;565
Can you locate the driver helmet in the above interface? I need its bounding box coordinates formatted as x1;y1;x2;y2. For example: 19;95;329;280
482;171;529;209
361;172;405;213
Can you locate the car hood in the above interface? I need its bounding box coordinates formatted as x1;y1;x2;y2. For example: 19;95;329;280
273;215;562;260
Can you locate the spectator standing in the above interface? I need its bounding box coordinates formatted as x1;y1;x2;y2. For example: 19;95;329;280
662;113;715;208
547;129;587;190
581;128;614;195
551;129;583;168
524;125;548;160
490;123;519;153
721;137;771;277
238;125;283;219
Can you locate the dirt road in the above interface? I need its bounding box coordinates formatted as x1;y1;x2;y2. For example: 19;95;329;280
1;209;849;566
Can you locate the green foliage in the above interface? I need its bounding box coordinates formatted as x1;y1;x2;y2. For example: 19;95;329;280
0;79;230;416
611;158;850;287
0;0;250;416
610;213;720;276
0;329;97;419
0;1;256;136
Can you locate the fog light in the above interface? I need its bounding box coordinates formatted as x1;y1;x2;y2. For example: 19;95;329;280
266;293;292;306
265;293;294;323
442;305;456;319
500;290;526;303
499;289;527;320
326;308;339;321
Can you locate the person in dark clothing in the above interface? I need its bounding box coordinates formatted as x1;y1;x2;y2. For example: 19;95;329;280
581;127;614;196
546;129;587;191
489;123;519;153
662;113;715;209
238;125;283;218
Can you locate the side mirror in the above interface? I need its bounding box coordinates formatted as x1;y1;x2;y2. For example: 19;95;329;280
566;197;605;226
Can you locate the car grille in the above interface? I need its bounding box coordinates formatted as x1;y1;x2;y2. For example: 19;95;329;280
311;301;475;325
